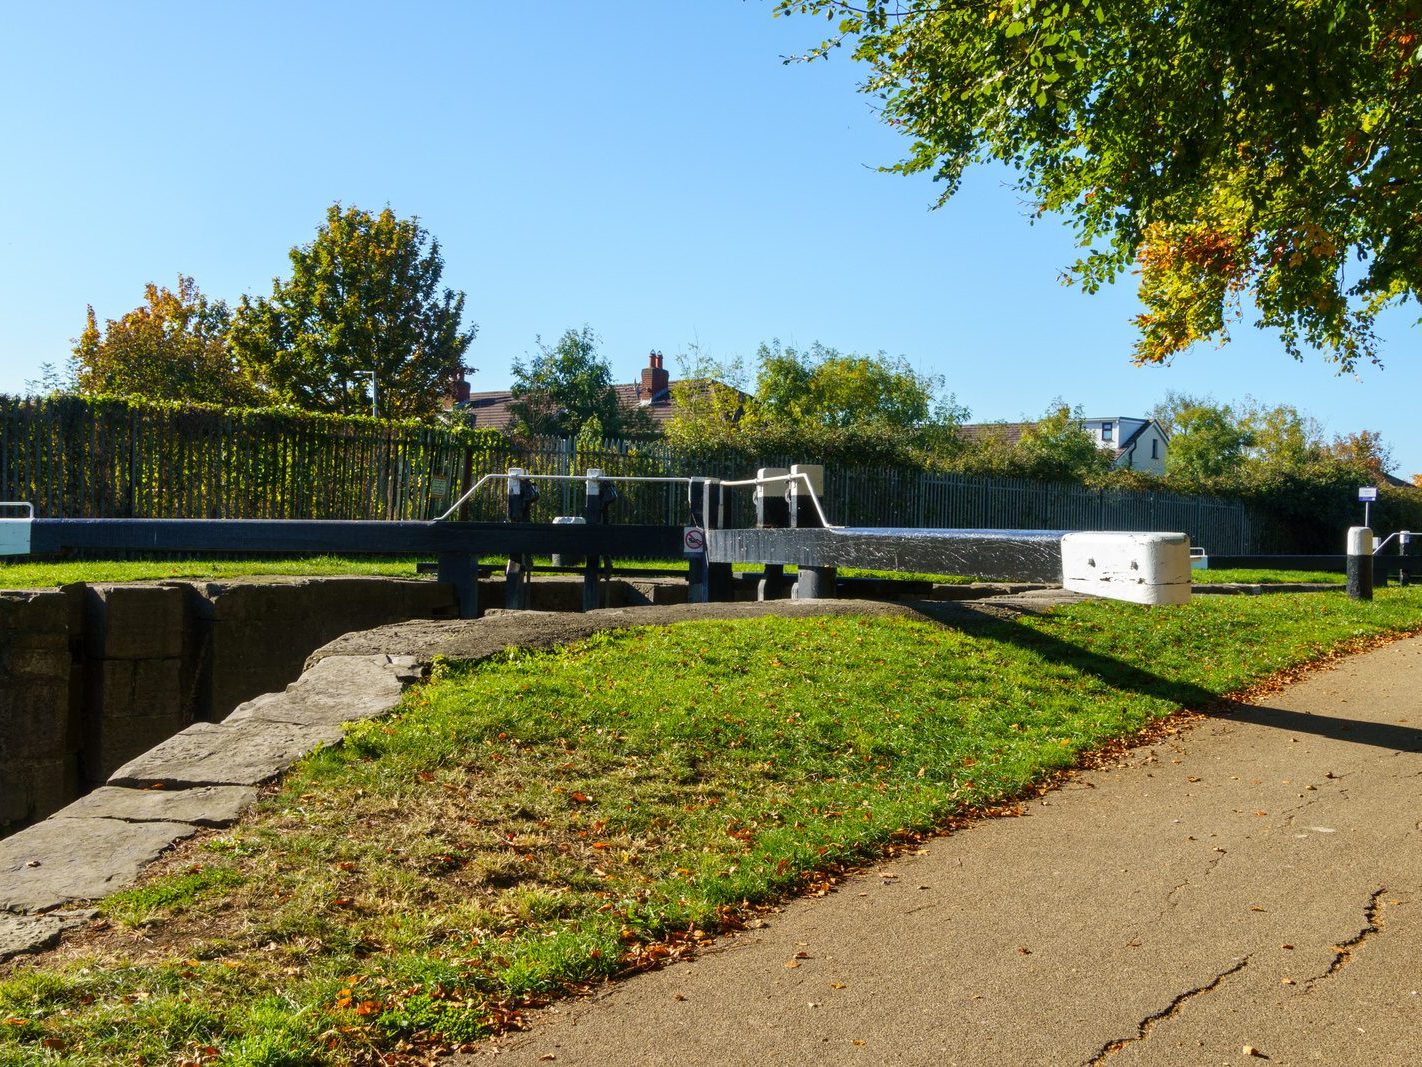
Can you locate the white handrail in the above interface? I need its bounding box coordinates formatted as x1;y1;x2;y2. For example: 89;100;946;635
717;471;839;529
436;472;699;522
435;469;837;530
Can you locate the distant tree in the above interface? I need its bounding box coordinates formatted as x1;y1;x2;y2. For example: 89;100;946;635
70;276;255;404
1238;401;1327;470
508;327;652;439
664;345;750;437
1329;430;1393;479
23;362;69;397
776;1;1420;370
230;204;474;417
751;340;963;429
1163;400;1254;484
1011;403;1114;481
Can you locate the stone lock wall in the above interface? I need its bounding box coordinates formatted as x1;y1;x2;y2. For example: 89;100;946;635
0;577;458;836
0;590;82;835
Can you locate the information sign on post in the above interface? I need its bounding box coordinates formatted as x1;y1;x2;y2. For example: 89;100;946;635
1359;485;1378;528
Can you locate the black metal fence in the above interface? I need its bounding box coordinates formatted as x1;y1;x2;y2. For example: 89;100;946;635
0;396;1252;552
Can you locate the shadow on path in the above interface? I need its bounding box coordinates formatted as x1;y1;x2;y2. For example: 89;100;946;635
905;600;1422;754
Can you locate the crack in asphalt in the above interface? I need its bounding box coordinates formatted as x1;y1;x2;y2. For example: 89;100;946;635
1305;887;1386;990
1081;956;1251;1066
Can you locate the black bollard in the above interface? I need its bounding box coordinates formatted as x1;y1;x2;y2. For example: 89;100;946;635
755;467;793;601
505;467;537;610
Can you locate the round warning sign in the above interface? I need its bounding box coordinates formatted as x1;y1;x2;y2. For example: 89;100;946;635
683;526;707;555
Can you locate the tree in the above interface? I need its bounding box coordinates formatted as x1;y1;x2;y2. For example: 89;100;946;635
750;340;964;428
1162;399;1254;484
1329;429;1393;479
70;276;255;404
1237;400;1327;470
230;204;475;417
776;2;1420;369
508;327;652;439
1011;403;1114;481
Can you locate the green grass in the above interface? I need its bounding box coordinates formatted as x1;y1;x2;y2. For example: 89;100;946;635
0;555;430;589
1193;567;1345;584
0;555;983;590
4;591;1422;1063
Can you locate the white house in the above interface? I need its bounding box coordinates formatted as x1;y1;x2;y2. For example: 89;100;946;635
1082;416;1170;475
958;415;1171;475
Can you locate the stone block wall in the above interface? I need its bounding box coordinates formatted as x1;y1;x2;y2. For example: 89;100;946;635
0;577;458;836
82;586;195;784
0;590;82;832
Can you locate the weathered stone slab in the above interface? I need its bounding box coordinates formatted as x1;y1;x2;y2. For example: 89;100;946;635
50;785;258;828
108;717;344;789
0;817;198;912
223;655;406;729
0;912;62;963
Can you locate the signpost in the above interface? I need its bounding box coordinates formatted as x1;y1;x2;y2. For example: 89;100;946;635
1359;485;1378;528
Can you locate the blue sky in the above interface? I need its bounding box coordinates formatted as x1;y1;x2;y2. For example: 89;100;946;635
1;1;1418;475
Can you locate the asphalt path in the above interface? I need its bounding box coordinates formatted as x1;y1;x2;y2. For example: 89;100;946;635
459;632;1422;1066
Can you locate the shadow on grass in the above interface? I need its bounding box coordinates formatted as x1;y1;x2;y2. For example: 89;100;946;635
904;600;1422;755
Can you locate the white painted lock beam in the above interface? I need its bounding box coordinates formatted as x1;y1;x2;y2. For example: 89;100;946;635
1061;531;1192;605
0;502;33;556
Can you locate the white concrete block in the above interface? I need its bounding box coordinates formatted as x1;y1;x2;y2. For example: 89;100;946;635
1061;532;1192;606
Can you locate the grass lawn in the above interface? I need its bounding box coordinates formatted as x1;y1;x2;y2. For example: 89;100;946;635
0;556;983;590
3;589;1421;1064
0;556;430;589
1192;567;1344;584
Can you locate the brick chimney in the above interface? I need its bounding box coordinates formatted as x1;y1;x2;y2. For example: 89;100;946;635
640;350;669;399
443;363;472;409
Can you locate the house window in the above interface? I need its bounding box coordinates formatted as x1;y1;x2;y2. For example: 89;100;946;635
1151;438;1159;459
1101;422;1113;443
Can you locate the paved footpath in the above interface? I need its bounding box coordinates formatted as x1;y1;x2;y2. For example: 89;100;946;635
461;634;1422;1066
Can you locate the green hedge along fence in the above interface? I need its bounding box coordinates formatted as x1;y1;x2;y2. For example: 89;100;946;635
0;394;1283;554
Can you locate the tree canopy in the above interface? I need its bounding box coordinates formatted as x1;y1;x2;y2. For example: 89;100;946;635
70;276;256;405
750;340;963;428
230;204;474;417
508;326;652;439
776;1;1420;369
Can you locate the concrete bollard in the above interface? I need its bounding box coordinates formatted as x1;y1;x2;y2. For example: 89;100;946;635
1347;526;1374;601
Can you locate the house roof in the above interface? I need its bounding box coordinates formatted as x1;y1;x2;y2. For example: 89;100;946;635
956;422;1033;448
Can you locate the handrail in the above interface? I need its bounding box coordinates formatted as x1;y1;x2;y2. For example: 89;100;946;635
717;471;839;529
1373;530;1413;556
436;469;837;530
436;472;698;522
0;502;34;519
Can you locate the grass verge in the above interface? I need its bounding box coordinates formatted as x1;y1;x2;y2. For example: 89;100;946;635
3;591;1421;1064
1193;567;1343;584
0;556;429;589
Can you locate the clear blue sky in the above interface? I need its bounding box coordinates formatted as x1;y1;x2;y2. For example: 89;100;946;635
2;1;1417;474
